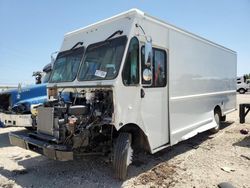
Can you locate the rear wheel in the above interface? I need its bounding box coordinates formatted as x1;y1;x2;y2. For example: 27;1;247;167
210;111;221;133
238;88;246;94
113;132;133;180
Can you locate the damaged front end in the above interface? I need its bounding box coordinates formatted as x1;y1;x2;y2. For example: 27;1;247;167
9;87;115;161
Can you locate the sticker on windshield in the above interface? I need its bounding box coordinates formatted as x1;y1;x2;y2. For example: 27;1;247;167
95;70;107;78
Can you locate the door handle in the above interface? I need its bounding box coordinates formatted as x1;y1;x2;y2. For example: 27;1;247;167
141;88;145;98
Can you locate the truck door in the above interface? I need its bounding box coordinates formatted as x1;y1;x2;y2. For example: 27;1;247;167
140;47;169;150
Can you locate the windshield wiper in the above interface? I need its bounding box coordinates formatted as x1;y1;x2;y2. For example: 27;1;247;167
105;30;123;41
70;41;84;50
88;32;124;51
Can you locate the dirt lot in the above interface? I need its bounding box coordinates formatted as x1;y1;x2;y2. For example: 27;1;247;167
0;94;250;188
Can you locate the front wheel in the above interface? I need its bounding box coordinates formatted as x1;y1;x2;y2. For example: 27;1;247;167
113;132;133;180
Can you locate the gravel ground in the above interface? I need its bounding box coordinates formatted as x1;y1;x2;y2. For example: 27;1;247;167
0;94;250;188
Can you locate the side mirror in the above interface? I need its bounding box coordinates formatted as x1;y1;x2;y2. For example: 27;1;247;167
50;51;58;68
145;39;153;66
142;39;153;85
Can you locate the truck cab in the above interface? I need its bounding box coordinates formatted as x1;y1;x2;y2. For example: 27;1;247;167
9;10;162;180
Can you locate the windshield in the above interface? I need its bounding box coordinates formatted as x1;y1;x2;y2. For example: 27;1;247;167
42;71;52;83
78;36;127;81
50;47;84;82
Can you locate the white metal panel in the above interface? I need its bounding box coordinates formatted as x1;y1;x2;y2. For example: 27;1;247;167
140;88;169;150
169;30;236;97
61;16;134;52
168;29;237;145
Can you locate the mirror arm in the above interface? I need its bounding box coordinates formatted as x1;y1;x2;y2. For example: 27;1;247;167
135;23;146;35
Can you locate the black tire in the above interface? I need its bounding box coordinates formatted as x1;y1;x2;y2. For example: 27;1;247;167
210;111;221;133
238;88;246;94
113;132;133;180
221;115;226;122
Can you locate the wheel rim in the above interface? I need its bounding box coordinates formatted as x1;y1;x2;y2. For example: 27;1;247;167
239;89;245;94
214;113;220;130
126;143;133;166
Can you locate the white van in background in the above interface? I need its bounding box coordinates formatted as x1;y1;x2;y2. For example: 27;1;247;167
237;76;249;94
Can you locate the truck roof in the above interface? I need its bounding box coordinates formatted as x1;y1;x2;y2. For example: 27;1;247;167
42;63;52;73
64;8;236;54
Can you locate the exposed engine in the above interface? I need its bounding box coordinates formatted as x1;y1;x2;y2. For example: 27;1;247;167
33;88;114;154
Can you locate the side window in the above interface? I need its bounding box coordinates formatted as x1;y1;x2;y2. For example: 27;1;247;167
154;49;166;87
122;37;139;86
141;47;167;87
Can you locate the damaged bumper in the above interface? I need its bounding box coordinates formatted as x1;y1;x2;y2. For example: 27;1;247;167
9;132;73;161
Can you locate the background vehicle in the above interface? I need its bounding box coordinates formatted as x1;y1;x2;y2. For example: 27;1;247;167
237;76;249;94
0;84;17;92
0;63;52;127
9;9;237;180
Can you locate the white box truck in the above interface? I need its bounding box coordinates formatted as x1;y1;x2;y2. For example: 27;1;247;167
9;9;237;179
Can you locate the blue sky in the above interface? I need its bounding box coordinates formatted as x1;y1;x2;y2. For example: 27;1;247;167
0;0;249;84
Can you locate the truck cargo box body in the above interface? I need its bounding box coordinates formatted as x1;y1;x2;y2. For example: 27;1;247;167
168;29;236;145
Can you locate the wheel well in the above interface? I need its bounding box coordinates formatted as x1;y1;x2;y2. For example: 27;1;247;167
214;105;222;116
118;124;150;152
238;88;246;91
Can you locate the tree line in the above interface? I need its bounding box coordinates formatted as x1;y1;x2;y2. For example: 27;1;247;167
244;74;250;79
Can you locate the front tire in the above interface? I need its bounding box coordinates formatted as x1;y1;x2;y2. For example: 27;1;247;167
113;132;133;180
